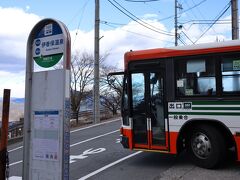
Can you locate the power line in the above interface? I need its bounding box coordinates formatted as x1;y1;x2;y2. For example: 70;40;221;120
191;0;208;21
191;22;232;25
194;1;231;43
179;19;232;32
140;0;162;16
70;0;91;47
100;19;233;28
158;0;207;21
182;0;207;33
181;31;195;44
101;20;174;44
180;19;232;25
181;0;207;14
114;0;174;35
100;20;127;26
178;36;187;45
107;0;174;36
67;0;91;26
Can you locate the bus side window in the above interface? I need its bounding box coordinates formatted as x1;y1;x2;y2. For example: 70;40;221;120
175;58;216;97
222;57;240;95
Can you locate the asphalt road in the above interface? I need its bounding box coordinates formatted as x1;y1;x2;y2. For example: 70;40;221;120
8;118;240;180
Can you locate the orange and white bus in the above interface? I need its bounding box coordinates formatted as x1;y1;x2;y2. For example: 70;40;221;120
118;40;240;169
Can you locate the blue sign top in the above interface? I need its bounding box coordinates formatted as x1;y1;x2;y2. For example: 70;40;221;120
35;22;63;39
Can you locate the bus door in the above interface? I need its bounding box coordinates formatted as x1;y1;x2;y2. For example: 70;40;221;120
131;69;168;150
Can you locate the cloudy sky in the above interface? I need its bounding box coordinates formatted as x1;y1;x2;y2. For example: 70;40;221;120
0;0;235;97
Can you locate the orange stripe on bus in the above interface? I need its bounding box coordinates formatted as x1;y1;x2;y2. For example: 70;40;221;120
169;132;179;154
122;128;179;154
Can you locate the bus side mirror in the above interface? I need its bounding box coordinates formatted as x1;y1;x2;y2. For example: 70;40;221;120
107;71;124;86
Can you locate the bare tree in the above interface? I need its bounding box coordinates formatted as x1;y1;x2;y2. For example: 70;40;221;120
70;51;109;124
71;51;94;124
100;65;123;115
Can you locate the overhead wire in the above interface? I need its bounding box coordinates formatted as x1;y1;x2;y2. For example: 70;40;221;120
191;0;208;21
100;20;127;26
181;31;195;44
194;1;231;43
180;19;231;31
178;36;187;45
181;0;206;33
180;19;232;25
136;0;162;17
114;0;174;35
158;0;207;21
101;20;174;44
107;0;174;36
179;0;207;43
71;0;91;47
181;0;207;14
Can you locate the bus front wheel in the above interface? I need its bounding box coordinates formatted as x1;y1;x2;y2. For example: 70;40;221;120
187;124;226;169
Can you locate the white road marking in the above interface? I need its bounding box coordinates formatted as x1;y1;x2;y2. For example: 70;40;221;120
9;160;23;166
8;118;120;153
78;151;143;180
70;118;120;133
70;130;118;147
8;147;23;153
9;176;22;180
10;151;141;180
8;146;23;153
9;129;119;167
70;148;106;163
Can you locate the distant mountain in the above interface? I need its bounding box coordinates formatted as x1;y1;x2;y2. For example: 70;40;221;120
0;97;24;122
0;97;24;103
11;98;25;103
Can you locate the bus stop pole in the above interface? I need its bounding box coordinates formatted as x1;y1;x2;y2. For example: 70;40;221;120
0;89;11;180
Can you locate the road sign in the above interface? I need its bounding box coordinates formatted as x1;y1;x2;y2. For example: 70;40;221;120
23;19;71;180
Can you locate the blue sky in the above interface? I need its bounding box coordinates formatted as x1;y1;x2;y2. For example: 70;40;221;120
0;0;236;97
0;0;231;31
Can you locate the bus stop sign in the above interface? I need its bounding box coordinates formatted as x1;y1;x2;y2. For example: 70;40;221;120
33;22;65;68
23;19;71;180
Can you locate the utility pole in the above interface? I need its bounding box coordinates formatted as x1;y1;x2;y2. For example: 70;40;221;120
175;0;178;46
94;0;100;124
231;0;239;39
175;0;182;46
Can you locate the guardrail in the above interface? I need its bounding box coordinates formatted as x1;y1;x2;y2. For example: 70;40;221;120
8;122;24;141
71;109;111;120
70;109;112;126
4;109;112;141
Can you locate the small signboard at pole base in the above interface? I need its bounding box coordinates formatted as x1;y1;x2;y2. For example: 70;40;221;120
23;19;71;180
